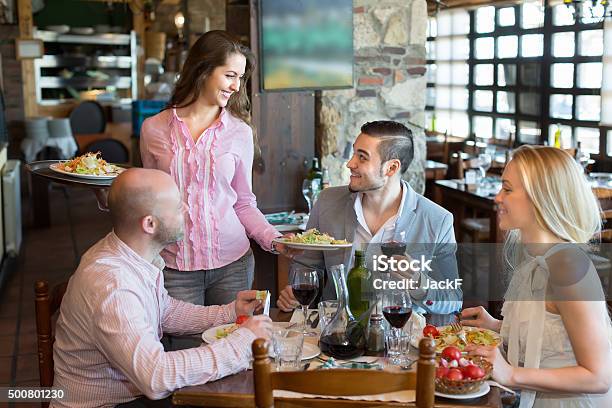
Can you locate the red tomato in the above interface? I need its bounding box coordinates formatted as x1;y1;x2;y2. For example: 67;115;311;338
436;367;449;379
423;324;440;338
441;346;462;362
236;315;249;325
446;368;464;381
463;364;485;380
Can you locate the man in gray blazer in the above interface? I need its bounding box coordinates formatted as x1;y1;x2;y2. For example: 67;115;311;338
277;121;461;315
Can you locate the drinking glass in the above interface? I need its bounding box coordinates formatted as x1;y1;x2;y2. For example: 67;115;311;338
477;153;492;179
272;328;304;371
577;150;590;173
380;230;407;257
382;288;412;366
302;178;322;213
290;264;319;336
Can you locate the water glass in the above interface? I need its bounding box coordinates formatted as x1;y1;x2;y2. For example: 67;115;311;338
272;328;304;371
385;329;410;366
317;300;338;331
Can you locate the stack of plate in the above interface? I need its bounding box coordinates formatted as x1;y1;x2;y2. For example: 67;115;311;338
46;25;69;34
71;27;94;35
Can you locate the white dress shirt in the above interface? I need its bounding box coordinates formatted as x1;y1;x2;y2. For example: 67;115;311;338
51;232;256;408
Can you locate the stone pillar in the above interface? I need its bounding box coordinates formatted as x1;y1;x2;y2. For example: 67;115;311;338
318;0;428;194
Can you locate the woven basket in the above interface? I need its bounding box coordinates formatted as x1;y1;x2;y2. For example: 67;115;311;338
435;357;492;395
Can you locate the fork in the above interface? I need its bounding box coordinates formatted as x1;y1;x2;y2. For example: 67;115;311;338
450;320;468;345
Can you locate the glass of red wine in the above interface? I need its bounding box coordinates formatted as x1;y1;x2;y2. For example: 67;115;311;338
382;288;412;366
380;229;407;258
290;265;319;336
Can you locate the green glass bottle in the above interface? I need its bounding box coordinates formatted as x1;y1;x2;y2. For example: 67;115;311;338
347;250;372;323
306;158;323;182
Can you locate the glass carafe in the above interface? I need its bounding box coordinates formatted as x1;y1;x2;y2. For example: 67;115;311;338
319;264;366;359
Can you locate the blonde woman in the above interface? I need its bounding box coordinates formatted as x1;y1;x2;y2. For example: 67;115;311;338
461;145;612;407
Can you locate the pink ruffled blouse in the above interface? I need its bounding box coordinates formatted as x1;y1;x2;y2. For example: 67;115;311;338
140;108;280;271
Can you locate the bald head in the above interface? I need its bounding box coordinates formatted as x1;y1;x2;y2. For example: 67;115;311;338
108;168;180;232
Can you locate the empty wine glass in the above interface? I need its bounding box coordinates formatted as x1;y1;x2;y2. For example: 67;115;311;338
302;178;321;213
477;153;492;180
577;150;590;173
382;288;412;366
290;264;319;336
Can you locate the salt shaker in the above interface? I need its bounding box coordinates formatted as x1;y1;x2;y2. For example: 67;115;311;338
367;313;385;352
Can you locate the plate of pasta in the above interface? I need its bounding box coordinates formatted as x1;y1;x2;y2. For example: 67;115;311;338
412;325;502;353
49;152;125;180
273;229;351;251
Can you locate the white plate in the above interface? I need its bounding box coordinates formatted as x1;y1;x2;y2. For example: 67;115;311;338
49;163;124;180
435;382;490;399
411;325;502;352
272;238;352;251
71;27;94;35
46;25;70;34
202;322;320;360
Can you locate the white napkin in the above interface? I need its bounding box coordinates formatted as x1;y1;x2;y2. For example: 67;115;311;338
263;291;271;316
407;312;426;348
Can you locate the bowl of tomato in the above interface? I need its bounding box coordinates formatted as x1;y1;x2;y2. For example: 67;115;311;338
434;346;492;395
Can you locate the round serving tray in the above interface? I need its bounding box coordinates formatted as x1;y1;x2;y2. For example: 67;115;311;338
25;160;127;189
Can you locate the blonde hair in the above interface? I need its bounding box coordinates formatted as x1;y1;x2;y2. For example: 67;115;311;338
508;145;601;243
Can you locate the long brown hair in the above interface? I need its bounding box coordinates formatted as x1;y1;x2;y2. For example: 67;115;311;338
168;30;260;156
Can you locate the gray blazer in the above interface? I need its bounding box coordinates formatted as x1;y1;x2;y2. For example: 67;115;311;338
296;180;461;315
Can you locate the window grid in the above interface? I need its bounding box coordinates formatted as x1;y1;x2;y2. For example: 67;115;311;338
466;1;606;155
426;10;470;138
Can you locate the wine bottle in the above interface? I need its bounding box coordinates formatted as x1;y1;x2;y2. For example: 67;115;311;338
347;250;372;324
306;157;323;182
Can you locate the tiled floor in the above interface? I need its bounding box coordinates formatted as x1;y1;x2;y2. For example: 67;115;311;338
0;182;111;395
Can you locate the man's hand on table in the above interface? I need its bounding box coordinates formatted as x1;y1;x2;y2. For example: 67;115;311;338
241;315;273;340
277;285;299;312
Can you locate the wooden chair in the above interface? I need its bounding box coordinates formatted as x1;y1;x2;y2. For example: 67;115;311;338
252;337;436;408
35;280;68;407
591;188;612;300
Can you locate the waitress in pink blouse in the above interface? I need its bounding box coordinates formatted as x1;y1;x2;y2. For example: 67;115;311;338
140;31;286;348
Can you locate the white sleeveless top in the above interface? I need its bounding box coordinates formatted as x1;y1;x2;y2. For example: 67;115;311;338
500;245;612;408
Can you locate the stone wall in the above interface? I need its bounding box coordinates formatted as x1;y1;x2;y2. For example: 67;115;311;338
318;0;428;193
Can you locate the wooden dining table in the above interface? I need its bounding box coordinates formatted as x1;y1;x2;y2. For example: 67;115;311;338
172;309;504;408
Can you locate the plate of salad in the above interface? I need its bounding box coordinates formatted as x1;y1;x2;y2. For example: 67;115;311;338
273;228;352;251
50;152;125;180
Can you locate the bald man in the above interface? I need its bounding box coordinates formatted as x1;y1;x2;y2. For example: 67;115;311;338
51;168;272;408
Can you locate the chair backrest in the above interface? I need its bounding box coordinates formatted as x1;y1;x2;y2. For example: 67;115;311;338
34;280;68;402
69;101;106;134
82;139;129;163
593;188;612;242
252;337;436;408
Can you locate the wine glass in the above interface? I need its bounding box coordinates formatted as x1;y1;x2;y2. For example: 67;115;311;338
380;229;407;257
577;150;590;173
477;153;492;180
382;288;412;366
290;264;319;336
302;178;321;213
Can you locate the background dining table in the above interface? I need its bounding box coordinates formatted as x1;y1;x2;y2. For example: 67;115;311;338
172;309;505;408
